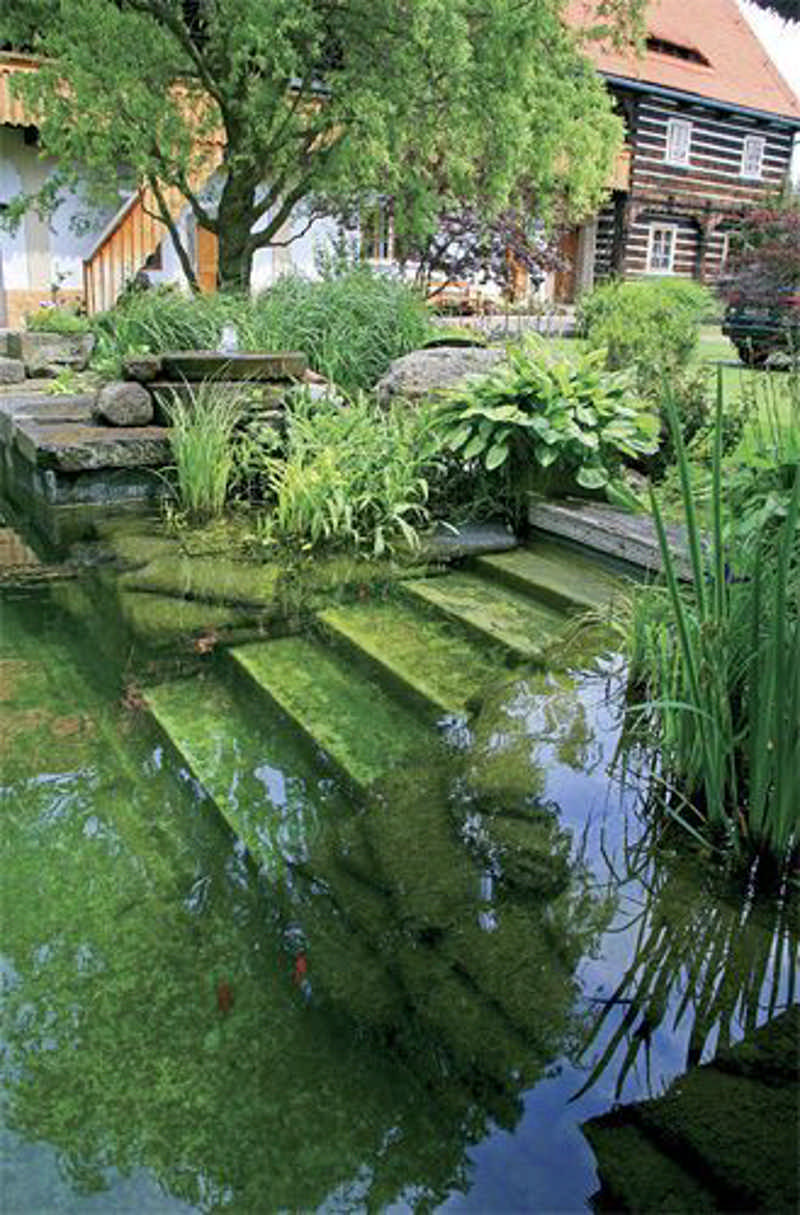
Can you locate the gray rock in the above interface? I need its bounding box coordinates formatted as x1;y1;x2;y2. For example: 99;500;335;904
94;380;154;427
123;355;162;382
376;346;505;404
8;331;95;375
0;357;26;385
0;329;19;358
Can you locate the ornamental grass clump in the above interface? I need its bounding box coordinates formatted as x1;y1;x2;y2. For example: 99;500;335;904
435;338;658;520
166;381;245;521
262;390;440;556
622;372;800;874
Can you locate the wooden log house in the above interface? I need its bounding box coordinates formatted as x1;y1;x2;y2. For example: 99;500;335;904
556;0;800;302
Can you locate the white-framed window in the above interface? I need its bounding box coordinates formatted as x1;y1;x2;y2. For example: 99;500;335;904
665;118;692;166
647;223;678;273
741;135;766;179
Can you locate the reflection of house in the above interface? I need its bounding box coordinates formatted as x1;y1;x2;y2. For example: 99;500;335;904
554;0;800;302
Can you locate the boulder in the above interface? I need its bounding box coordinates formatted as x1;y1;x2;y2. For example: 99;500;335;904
0;357;26;385
8;331;95;377
94;380;154;427
376;346;505;404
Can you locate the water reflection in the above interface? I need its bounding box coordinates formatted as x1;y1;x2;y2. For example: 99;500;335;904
575;833;798;1103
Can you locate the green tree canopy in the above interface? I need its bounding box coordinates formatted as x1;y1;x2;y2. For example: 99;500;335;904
1;0;643;289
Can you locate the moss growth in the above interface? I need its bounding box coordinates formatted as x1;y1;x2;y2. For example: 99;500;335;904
475;540;622;614
402;572;565;661
231;636;436;789
319;598;507;717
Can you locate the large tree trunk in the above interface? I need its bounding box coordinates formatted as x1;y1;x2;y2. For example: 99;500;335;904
215;172;259;292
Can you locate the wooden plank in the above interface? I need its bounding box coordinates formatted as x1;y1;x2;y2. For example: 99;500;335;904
528;498;693;581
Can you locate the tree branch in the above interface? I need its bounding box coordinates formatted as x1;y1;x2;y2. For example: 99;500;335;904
146;175;200;293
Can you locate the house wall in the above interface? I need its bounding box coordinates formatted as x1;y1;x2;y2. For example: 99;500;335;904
588;88;798;293
0;126;114;326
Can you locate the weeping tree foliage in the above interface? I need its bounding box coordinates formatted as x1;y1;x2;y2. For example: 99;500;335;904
1;0;642;291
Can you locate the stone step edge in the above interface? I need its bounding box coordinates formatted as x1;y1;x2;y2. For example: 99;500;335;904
399;576;549;664
472;551;611;614
316;607;461;720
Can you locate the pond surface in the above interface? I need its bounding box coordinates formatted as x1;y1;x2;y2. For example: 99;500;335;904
1;539;797;1212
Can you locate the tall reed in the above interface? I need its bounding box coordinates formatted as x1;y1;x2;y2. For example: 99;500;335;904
624;369;799;869
166;381;244;521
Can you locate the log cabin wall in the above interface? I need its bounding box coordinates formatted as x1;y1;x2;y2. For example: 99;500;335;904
591;84;797;291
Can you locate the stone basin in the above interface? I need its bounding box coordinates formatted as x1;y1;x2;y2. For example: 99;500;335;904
159;350;307;382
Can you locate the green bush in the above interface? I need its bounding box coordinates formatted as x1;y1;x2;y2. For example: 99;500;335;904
261;391;440;556
577;277;714;379
26;305;91;335
435;338;659;520
90;270;432;395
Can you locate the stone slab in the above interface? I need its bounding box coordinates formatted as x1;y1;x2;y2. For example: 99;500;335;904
0;393;95;444
528;498;693;581
420;521;517;560
476;539;623;613
13;419;171;471
401;572;565;662
160;350;307;382
7;330;95;373
0;357;25;385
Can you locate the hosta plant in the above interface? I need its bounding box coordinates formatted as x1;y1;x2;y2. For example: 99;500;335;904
435;338;658;517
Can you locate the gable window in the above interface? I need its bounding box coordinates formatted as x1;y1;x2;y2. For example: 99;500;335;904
741;135;766;179
648;223;678;273
665;118;692;166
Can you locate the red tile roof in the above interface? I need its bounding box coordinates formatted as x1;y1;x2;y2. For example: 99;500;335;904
566;0;800;121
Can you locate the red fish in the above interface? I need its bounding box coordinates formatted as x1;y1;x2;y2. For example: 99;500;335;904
292;953;308;985
217;979;233;1014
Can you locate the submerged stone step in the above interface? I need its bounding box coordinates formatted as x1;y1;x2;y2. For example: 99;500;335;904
120;554;282;608
146;674;341;872
229;636;435;789
401;572;565;662
317;598;504;717
119;590;243;640
475;539;622;613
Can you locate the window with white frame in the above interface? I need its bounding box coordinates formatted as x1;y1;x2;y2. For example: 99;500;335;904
665;118;692;166
741;134;766;179
648;223;678;273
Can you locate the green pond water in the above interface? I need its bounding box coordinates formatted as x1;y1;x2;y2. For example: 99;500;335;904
1;522;797;1213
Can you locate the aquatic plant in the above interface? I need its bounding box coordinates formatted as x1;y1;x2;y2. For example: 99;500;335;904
435;338;658;519
622;373;800;869
263;390;441;555
166;380;245;521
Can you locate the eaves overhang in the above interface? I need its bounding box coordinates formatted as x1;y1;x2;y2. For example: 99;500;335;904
602;71;800;129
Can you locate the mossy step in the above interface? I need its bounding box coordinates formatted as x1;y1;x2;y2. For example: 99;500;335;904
146;675;343;873
120;554;282;608
317;599;504;717
474;539;622;613
401;572;565;662
229;636;435;789
119;591;243;641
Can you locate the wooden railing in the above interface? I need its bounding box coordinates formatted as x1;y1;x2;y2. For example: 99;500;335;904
82;183;189;315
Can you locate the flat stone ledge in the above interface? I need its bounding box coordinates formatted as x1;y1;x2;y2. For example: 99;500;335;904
13;420;171;471
528;497;692;580
0;393;95;444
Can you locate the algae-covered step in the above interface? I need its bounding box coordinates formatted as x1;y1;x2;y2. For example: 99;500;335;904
146;674;347;873
317;598;506;717
120;554;282;608
474;539;623;613
229;636;436;789
401;571;565;661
